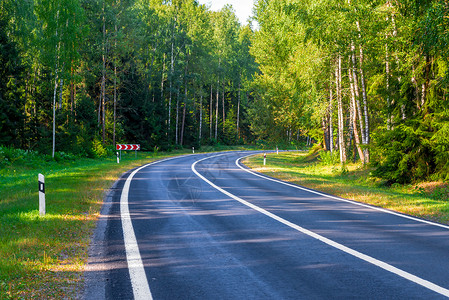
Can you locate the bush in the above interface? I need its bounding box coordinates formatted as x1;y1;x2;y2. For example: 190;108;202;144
54;151;78;162
91;138;109;158
0;146;42;167
371;122;434;184
318;150;339;165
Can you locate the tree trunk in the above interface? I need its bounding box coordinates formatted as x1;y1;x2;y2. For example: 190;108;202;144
176;89;179;144
411;64;420;110
180;71;187;146
391;14;406;121
52;68;58;158
52;10;60;158
59;78;63;110
180;102;186;146
322;117;329;151
355;12;370;162
101;1;106;144
329;82;334;153
349;66;365;163
70;67;75;114
350;46;367;163
199;94;203;142
210;85;213;139
161;54;166;136
385;29;391;130
348;63;354;155
169;79;172;142
169;34;175;143
222;84;225;134
422;55;431;110
336;55;346;164
215;76;219;140
359;43;370;162
237;82;240;138
351;43;366;144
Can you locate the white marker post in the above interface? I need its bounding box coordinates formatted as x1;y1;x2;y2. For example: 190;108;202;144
117;152;120;164
38;174;45;216
192;147;195;154
276;146;279;154
263;153;267;166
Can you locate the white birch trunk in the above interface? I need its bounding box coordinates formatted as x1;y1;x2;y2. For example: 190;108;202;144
337;55;346;164
113;24;117;146
237;83;241;139
169;25;175;143
199;94;203;142
161;54;166;135
349;66;365;163
222;84;225;133
355;18;370;162
176;89;179;144
101;1;106;144
52;69;58;158
329;81;333;153
215;77;219;140
385;21;391;130
351;43;366;146
210;85;213;139
52;10;60;158
180;71;187;146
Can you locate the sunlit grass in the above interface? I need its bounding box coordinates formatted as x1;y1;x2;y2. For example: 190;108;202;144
0;150;196;299
244;151;449;225
1;146;260;299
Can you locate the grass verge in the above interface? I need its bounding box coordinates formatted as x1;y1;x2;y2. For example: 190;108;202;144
0;149;194;299
243;151;449;225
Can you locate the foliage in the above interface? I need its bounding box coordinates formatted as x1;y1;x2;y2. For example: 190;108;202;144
3;0;449;183
0;0;259;158
318;150;340;166
250;0;449;182
370;120;435;184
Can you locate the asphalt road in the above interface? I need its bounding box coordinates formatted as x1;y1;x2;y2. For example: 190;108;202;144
84;151;449;299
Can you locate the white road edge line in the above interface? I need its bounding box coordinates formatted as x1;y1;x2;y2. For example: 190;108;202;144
121;156;185;300
191;153;449;298
236;154;449;230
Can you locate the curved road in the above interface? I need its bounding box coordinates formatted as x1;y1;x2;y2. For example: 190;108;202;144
85;151;449;299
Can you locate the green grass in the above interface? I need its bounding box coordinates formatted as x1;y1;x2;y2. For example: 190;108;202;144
0;145;261;299
0;149;194;299
7;146;445;298
243;151;449;225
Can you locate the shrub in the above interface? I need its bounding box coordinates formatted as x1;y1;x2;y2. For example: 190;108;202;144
91;138;109;158
318;150;339;165
0;146;42;166
371;122;434;184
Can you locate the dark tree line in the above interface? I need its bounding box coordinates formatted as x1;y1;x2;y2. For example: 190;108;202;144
0;0;258;157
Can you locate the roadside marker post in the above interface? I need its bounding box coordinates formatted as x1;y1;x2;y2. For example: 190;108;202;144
116;144;140;160
263;153;267;166
38;173;45;216
117;152;120;164
192;147;195;154
276;146;279;154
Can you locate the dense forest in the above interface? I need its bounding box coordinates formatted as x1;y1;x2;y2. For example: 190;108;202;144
0;0;258;157
2;0;449;184
250;0;449;183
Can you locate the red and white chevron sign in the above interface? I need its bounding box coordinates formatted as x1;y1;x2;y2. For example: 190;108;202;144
116;144;140;151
